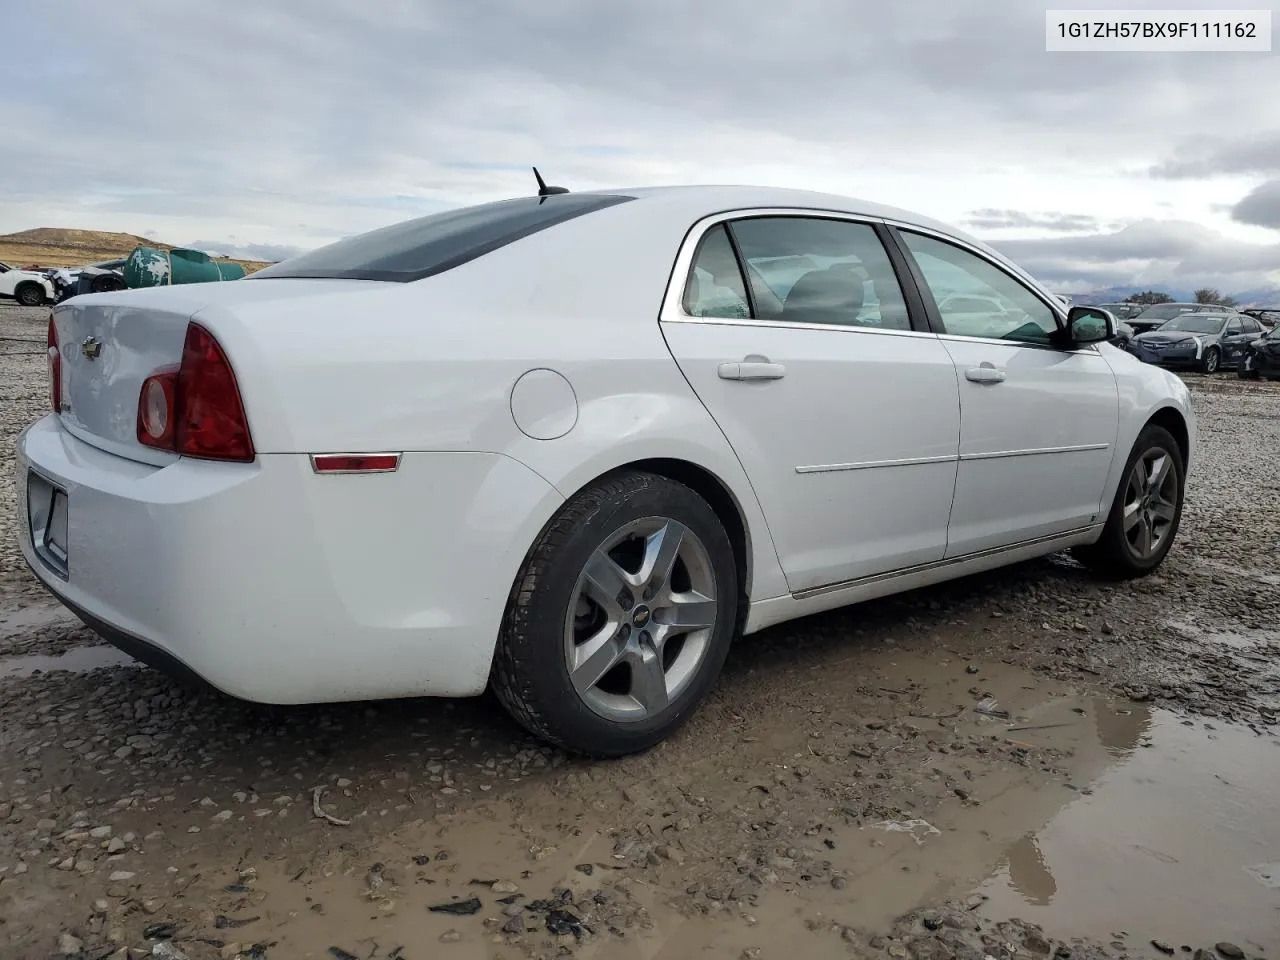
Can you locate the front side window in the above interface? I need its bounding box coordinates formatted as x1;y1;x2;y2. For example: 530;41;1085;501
1227;318;1244;335
724;217;911;330
900;231;1058;344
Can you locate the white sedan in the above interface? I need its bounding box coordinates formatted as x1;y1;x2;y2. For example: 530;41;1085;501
16;184;1194;756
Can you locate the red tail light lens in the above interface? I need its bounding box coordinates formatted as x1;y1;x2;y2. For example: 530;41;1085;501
47;313;60;413
136;322;254;462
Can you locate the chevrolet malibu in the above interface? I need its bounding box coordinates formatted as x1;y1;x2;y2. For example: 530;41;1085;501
17;185;1195;756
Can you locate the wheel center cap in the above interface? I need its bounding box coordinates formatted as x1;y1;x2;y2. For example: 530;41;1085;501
631;605;652;628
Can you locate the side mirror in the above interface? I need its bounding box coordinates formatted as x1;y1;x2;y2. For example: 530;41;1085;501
1063;306;1115;346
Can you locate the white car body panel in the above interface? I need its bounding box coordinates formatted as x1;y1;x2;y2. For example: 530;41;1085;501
937;336;1119;557
0;264;54;302
15;185;1196;708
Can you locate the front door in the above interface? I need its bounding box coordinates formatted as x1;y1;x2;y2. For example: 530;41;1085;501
659;213;961;595
893;228;1120;557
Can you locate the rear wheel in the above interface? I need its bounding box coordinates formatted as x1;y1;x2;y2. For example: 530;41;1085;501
14;282;45;306
1072;424;1184;580
1238;353;1259;379
491;471;739;756
1200;347;1220;374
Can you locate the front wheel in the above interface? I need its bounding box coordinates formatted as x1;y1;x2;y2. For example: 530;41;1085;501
491;471;739;756
14;283;45;306
1200;347;1220;374
1072;424;1184;580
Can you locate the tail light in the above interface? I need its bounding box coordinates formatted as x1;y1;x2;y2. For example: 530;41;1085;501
137;322;254;462
47;313;61;413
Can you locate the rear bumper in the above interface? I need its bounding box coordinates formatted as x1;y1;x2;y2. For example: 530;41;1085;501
15;414;564;703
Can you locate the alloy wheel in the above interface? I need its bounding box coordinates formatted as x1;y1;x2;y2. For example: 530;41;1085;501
563;517;718;723
1122;447;1178;560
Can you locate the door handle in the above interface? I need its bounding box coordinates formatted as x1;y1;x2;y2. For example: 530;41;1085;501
718;360;787;381
964;364;1006;384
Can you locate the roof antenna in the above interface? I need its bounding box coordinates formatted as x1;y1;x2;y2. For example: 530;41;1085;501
533;166;569;199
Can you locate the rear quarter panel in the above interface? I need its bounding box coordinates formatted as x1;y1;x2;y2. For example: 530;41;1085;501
194;203;790;603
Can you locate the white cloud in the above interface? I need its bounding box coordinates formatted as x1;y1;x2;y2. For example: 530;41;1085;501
2;0;1279;290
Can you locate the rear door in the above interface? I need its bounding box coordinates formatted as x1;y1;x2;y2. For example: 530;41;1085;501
659;211;961;595
890;227;1119;557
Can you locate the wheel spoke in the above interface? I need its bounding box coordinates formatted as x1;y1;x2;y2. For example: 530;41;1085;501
1147;454;1170;494
1151;499;1177;523
656;593;717;631
638;521;686;595
1127;466;1145;503
1136;516;1153;557
1123;500;1142;532
571;630;625;694
628;645;670;714
582;549;634;617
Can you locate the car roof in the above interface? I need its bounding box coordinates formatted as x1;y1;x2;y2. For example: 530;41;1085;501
559;184;1041;288
603;184;980;238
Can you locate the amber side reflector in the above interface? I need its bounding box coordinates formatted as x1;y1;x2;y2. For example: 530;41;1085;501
310;454;401;474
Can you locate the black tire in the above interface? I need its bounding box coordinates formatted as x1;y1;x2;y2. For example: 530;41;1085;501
1200;347;1220;374
90;274;125;294
14;282;45;306
1237;355;1260;379
1071;424;1185;580
490;471;739;757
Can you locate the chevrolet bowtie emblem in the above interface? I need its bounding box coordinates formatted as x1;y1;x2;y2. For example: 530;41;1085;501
81;336;102;360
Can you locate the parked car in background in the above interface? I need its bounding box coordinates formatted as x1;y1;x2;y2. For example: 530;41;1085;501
1129;301;1239;335
50;259;128;301
1129;312;1265;373
17;184;1195;756
1109;319;1136;351
1238;322;1280;380
1241;308;1279;330
0;260;55;306
1096;302;1142;321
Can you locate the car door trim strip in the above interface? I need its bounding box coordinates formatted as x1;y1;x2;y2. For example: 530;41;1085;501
796;442;1108;473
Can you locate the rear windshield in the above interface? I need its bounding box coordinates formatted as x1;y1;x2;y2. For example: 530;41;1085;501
252;193;634;283
1135;304;1195;320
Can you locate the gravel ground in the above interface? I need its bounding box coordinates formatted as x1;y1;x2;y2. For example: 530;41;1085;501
0;299;1277;959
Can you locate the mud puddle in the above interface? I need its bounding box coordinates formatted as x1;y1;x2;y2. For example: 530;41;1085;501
0;602;77;639
200;684;1279;959
0;643;138;679
977;707;1280;955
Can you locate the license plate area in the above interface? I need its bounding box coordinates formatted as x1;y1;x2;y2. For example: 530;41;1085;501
26;470;69;580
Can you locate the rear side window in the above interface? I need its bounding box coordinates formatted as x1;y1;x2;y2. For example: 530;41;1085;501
252;194;634;283
683;225;752;319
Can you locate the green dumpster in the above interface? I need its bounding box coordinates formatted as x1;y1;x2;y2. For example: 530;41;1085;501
124;246;244;288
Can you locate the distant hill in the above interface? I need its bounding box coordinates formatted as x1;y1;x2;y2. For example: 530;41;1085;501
0;227;273;274
1070;284;1280;308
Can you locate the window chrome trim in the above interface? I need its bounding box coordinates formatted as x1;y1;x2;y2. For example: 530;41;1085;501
936;333;1102;357
661;313;939;340
659;207;920;334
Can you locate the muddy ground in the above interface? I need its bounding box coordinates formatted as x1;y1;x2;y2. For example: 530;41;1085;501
1;300;1277;960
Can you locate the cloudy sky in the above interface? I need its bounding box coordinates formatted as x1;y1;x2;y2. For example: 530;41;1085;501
4;0;1279;296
